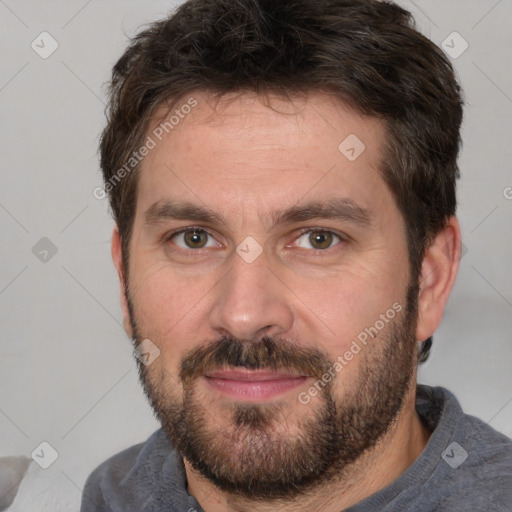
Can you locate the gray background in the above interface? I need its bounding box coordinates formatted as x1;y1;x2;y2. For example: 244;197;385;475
1;0;511;510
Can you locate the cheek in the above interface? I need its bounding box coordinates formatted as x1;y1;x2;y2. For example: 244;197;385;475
296;261;407;361
128;266;203;354
130;258;211;322
310;266;401;325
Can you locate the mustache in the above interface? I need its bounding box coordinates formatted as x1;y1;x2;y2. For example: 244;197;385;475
179;336;334;383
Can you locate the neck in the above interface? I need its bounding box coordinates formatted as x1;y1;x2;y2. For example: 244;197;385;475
184;383;431;512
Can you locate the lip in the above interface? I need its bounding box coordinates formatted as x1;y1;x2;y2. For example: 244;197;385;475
204;369;308;401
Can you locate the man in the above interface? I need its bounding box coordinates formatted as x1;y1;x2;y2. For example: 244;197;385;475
82;0;512;510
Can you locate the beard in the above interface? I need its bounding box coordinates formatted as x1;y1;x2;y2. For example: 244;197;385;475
126;281;419;501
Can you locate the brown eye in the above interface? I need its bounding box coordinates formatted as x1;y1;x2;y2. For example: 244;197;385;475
170;229;216;250
309;231;333;249
183;229;208;248
294;230;342;250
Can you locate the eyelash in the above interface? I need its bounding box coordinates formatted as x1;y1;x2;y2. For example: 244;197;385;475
164;226;347;254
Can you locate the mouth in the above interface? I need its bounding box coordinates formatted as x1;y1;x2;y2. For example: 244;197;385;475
203;368;309;401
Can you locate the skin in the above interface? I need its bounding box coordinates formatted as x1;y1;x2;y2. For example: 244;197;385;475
111;91;461;511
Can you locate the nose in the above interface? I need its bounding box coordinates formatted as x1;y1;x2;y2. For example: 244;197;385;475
208;250;294;342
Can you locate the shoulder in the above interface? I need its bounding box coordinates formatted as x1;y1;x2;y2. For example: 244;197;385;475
438;385;512;476
455;412;512;509
424;386;512;510
80;429;172;512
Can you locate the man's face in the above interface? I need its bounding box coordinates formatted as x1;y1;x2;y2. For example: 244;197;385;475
121;92;419;498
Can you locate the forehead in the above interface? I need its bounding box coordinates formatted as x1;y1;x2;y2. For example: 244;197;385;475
135;91;393;226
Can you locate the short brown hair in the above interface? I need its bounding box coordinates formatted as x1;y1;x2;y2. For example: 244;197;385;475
99;0;464;362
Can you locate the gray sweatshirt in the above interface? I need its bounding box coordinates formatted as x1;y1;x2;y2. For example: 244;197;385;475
80;385;512;511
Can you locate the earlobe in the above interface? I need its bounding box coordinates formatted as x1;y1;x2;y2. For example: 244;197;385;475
111;226;133;337
415;216;462;342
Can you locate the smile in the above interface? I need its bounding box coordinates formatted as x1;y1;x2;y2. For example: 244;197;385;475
204;369;308;401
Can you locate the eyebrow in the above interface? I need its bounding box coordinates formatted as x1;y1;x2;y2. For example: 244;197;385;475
144;197;374;230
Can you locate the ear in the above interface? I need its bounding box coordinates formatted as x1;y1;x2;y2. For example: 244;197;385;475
416;216;461;342
111;226;133;337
